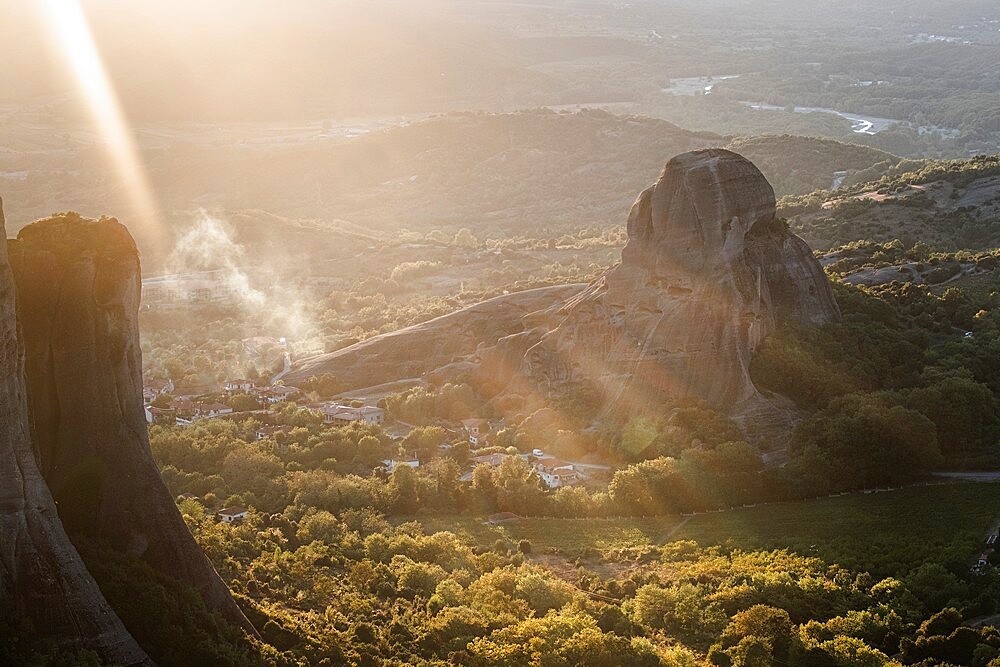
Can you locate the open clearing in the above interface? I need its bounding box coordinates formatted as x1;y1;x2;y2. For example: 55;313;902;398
417;483;1000;578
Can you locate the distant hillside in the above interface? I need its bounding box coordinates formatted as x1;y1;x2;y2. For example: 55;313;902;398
4;108;912;266
150;111;908;240
726;135;899;196
783;154;1000;250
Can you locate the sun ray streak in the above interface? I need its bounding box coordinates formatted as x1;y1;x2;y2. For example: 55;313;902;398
40;0;160;240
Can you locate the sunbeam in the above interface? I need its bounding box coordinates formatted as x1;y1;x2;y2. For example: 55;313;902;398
38;0;160;240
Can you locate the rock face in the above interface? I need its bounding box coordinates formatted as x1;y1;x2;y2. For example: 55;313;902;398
286;284;587;390
519;149;840;437
0;203;151;665
291;149;837;442
8;214;253;635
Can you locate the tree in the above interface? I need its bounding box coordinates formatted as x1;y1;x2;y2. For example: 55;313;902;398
453;228;478;248
618;417;659;460
389;464;420;514
471;464;498;511
402;426;448;461
790;394;942;489
227;392;260;412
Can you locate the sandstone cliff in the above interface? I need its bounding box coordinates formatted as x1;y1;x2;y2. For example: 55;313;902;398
0;203;151;664
8;213;253;636
517;149;840;438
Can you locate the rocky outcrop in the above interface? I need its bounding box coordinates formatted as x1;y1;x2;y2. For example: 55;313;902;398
0;202;151;665
292;150;838;442
518;149;840;438
286;284;587;390
8;213;253;635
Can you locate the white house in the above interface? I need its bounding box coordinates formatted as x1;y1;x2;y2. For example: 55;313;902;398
319;403;385;426
536;459;580;489
254;385;298;404
224;379;256;394
381;458;420;473
194;403;234;420
217;506;248;523
461;418;488;445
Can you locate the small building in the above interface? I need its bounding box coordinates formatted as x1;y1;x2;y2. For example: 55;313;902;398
462;418;489;445
176;492;200;503
171;400;233;421
319;403;385;426
144;406;178;426
536;459;580;489
194;403;234;420
224;379;257;394
382;458;420;473
255;424;294;441
217;507;248;523
486;512;520;525
471;453;508;468
254;385;299;404
142;378;175;403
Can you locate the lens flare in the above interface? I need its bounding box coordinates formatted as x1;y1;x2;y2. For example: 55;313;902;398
39;0;160;240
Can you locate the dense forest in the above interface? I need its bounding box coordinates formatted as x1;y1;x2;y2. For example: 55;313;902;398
35;242;995;665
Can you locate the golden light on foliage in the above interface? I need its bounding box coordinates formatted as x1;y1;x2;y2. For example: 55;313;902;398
38;0;160;239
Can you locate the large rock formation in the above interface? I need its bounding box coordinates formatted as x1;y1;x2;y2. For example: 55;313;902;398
8;213;253;635
518;149;840;437
0;202;151;664
288;149;837;441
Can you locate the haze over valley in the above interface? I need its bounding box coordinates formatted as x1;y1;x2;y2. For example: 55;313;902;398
4;2;1000;666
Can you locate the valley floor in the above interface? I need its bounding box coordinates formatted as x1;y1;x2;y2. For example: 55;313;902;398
415;481;1000;581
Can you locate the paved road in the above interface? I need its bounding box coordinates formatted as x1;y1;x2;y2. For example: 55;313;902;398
932;471;1000;482
270;351;291;384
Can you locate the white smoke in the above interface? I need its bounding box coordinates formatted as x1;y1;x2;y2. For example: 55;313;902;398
167;211;266;308
163;210;322;352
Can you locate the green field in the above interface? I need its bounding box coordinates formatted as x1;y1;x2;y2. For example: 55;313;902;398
416;483;1000;577
414;515;672;556
673;482;1000;577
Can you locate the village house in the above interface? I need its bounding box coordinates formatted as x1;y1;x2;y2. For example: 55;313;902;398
217;506;248;523
535;459;580;489
171;399;233;422
253;385;299;404
176;492;200;503
142;378;175;403
461;418;489;445
255;424;293;441
319;403;385;426
144;406;178;426
471;453;508;467
381;457;420;473
194;403;234;420
224;379;257;394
